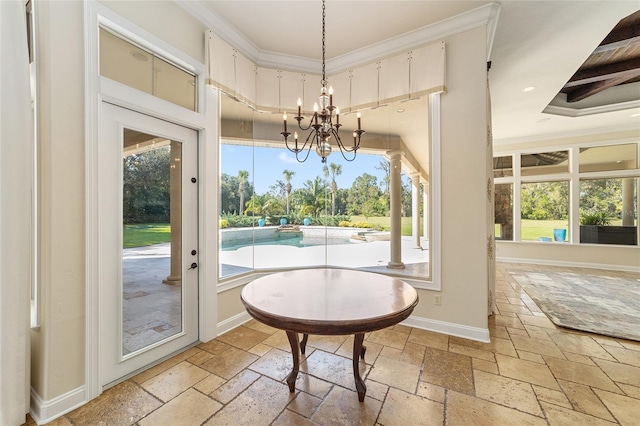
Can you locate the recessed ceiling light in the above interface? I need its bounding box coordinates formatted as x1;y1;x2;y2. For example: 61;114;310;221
130;51;149;62
523;86;536;92
397;108;405;113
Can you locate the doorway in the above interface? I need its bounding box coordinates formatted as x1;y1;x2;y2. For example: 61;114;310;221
99;103;199;386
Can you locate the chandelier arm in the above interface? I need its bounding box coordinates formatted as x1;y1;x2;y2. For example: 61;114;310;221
296;116;315;132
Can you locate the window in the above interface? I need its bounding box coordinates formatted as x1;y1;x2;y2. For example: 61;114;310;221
99;28;196;111
493;156;512;178
219;92;430;281
579;144;637;173
494;183;513;240
521;150;568;176
494;142;639;246
579;178;638;245
520;181;569;241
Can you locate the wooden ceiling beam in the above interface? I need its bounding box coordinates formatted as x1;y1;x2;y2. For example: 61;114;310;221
566;75;636;103
564;57;640;88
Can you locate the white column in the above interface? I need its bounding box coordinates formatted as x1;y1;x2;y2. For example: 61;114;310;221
164;141;182;285
411;173;421;248
622;178;634;226
387;150;405;269
423;182;429;243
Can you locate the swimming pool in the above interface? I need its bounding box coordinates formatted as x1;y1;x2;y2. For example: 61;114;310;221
220;235;352;251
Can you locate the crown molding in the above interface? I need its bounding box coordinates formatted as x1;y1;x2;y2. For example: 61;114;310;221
543;99;640;117
177;1;502;74
494;122;640;146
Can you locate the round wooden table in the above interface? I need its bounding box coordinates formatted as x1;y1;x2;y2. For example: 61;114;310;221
241;268;419;401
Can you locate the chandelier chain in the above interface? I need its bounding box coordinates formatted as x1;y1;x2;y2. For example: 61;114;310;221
321;0;326;85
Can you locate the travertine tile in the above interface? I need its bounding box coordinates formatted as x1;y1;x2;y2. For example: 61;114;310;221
449;342;496;362
558;379;616;422
367;327;409;349
545;356;620;393
287;391;322;417
364;379;389;401
446;391;547;426
200;346;259;379
472;358;499;374
197;339;231;356
550;333;616;360
215;325;271;351
248;342;273;357
495;354;560;390
186;349;214;366
398;341;427;366
193;373;226;395
132;346;202;384
302;350;368;392
335;335;383;364
248;347;293;381
422;347;474;395
272;410;318;426
510;334;565;359
262;330;295;352
368;354;421;393
66;381;162;426
292;372;333;399
540;401;618;426
518;314;556;329
140;361;210;402
474;370;542;416
305;334;348;353
593;389;640;426
311;386;381;425
517;350;545;364
245;319;279;335
618;383;640;399
210;370;260;404
603;345;640;368
205;376;294;425
378;388;444;426
532;385;572;408
593;358;640;388
416;382;446;403
138;388;221;426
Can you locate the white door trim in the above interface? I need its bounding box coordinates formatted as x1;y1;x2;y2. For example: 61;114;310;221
84;0;217;401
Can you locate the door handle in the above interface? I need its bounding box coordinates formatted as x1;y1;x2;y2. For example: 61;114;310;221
188;262;198;270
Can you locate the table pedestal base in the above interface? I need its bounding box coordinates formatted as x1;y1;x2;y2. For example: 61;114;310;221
285;331;367;402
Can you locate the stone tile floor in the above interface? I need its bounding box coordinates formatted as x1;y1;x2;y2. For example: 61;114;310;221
28;262;640;425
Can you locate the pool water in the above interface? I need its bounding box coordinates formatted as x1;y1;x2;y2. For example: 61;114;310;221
221;235;351;251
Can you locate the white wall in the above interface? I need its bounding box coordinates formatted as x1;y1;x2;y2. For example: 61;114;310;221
412;25;489;329
31;0;86;400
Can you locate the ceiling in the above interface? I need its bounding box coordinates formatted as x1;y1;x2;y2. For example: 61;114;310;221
191;0;640;147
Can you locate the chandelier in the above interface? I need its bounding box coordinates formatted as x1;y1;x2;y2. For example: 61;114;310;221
280;0;365;163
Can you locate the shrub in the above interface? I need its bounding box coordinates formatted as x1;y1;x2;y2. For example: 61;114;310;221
580;211;611;226
219;219;229;229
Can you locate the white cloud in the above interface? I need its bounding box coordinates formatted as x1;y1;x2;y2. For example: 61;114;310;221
278;152;298;164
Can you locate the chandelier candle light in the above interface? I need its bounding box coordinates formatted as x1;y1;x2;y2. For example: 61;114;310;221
281;0;365;163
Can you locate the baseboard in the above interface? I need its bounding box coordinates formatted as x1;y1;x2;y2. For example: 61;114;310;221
402;315;490;343
497;256;640;273
216;311;252;337
30;385;86;425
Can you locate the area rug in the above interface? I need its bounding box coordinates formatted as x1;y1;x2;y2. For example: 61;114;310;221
509;270;640;342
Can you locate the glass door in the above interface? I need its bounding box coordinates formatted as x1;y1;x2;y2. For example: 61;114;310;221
100;103;198;386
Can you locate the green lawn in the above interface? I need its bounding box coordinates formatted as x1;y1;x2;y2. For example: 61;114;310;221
123;223;171;248
350;215;423;236
520;219;569;241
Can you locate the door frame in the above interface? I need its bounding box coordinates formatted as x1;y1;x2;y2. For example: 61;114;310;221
99;103;199;386
84;1;219;400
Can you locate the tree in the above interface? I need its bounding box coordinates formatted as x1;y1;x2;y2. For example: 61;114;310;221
123;147;171;223
282;169;295;215
292;176;328;216
375;159;391;196
326;163;343;216
237;170;249;215
346;173;382;216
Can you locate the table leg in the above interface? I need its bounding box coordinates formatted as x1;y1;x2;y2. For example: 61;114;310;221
285;330;300;393
300;333;309;355
353;333;367;402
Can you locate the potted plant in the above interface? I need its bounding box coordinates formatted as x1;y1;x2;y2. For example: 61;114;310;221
580;211;636;245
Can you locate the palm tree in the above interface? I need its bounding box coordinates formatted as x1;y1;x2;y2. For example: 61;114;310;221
282;169;295;215
329;163;342;216
237;170;249;215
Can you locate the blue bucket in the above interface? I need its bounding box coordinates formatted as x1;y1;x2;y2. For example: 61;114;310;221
553;228;567;242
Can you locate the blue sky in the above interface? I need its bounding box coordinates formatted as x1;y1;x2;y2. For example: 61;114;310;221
221;145;392;194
